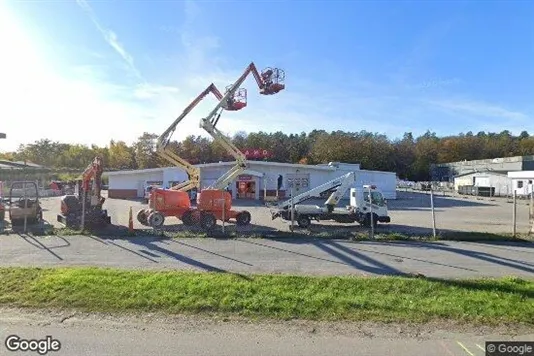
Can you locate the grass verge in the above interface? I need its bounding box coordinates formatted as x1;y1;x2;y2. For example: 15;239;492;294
0;267;532;325
22;225;533;243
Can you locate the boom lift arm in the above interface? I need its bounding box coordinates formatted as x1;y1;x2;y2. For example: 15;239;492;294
202;111;248;190
271;172;356;218
155;83;245;192
199;62;285;189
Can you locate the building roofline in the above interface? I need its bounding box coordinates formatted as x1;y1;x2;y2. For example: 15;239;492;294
508;171;534;179
196;160;336;171
105;167;165;176
106;161;398;176
455;171;510;178
433;155;534;167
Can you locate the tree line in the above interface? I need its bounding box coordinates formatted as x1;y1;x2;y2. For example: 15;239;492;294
1;129;534;181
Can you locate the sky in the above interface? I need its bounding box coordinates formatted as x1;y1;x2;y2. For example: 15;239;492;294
1;0;533;152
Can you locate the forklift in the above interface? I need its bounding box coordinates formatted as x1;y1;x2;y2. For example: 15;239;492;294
7;181;44;231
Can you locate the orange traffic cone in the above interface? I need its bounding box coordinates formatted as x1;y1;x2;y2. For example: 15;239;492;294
128;206;134;233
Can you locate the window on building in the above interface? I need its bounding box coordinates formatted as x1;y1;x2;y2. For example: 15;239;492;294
518;181;524;188
529;180;533;185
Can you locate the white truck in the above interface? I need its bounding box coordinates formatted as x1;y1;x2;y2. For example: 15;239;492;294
270;171;391;228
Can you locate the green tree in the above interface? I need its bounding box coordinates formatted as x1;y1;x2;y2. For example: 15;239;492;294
134;132;159;169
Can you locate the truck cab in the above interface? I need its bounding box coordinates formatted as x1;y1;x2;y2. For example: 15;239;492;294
349;186;390;225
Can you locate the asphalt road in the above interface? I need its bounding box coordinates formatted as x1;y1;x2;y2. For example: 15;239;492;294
1;309;532;356
1;234;533;278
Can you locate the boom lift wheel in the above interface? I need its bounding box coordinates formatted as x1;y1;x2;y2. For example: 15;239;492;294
147;211;165;228
362;213;378;228
137;209;148;226
200;213;216;230
236;211;251;226
181;210;194;226
297;215;311;228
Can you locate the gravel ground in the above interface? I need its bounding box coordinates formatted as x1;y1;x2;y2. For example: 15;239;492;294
36;190;532;235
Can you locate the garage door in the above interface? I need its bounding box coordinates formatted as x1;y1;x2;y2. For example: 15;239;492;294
286;173;310;195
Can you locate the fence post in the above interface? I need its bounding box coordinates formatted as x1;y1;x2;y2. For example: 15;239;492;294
81;185;86;232
222;190;226;234
23;181;28;234
529;190;533;236
513;190;517;237
290;185;295;231
368;186;374;239
430;185;437;238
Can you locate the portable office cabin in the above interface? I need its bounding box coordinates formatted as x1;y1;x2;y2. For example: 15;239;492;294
507;171;534;197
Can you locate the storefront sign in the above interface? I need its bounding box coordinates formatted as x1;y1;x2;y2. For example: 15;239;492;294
238;175;253;181
242;148;272;159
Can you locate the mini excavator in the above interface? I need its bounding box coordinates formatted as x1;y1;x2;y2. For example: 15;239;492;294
57;156;111;229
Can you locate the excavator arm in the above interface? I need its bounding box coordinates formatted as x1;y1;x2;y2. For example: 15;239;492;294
155;83;245;191
80;156;103;198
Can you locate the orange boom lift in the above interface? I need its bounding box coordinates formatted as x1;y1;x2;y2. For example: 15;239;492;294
136;83;243;228
138;62;285;230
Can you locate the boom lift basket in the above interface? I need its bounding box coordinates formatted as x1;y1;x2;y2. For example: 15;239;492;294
224;85;247;111
260;68;285;95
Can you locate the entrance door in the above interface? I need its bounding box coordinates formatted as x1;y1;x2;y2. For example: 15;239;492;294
236;181;256;199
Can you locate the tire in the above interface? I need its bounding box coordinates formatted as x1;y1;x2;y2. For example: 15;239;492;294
147;211;165;228
137;209;148;225
362;213;378;228
181;210;194;226
297;215;311;228
200;213;217;230
235;211;251;226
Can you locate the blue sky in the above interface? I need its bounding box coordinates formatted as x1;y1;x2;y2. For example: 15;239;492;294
1;0;533;151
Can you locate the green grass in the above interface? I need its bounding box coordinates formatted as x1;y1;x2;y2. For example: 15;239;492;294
0;267;532;325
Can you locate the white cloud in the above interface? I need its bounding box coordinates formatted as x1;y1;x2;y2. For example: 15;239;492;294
428;99;532;122
75;0;143;82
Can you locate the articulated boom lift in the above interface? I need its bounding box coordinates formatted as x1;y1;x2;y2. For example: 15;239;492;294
137;83;249;228
194;62;286;230
57;156;111;229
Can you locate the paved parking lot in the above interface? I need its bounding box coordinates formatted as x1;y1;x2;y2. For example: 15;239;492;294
1;234;533;278
37;190;533;235
1;191;533;278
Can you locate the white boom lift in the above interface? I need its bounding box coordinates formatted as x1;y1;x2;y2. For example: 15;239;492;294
270;171;391;228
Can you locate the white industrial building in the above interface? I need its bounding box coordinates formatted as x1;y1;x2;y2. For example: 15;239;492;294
507;171;534;197
453;171;512;196
106;161;397;201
